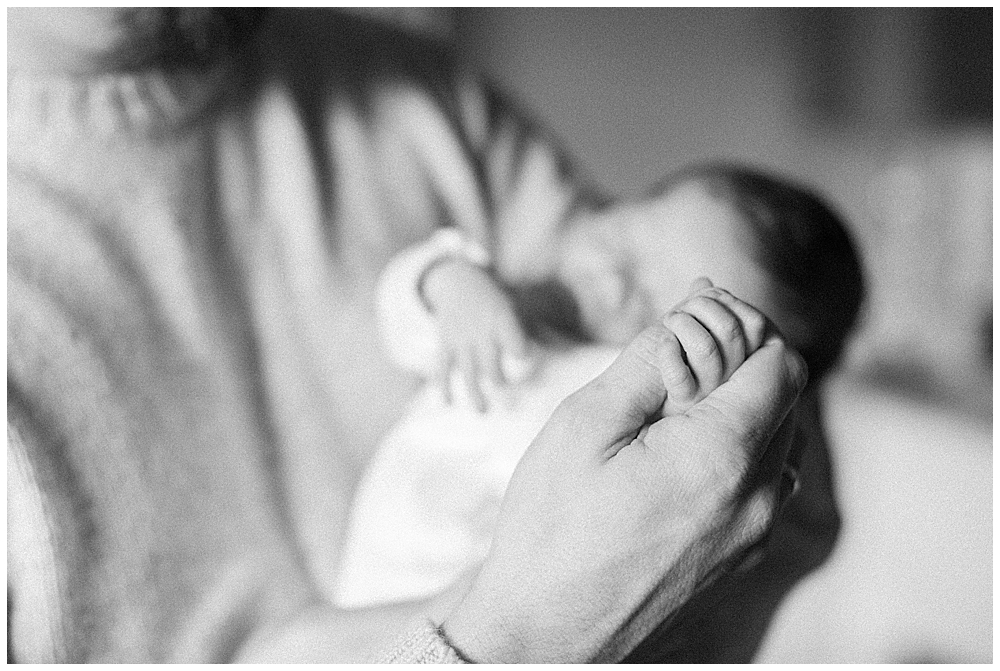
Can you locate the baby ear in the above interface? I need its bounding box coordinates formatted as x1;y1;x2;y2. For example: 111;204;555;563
561;249;623;313
585;261;630;317
557;229;653;342
570;257;653;343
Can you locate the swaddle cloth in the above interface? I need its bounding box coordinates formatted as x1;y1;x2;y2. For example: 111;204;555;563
334;344;620;608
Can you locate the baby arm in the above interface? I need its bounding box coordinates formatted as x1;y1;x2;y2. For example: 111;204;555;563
659;278;768;417
421;258;531;412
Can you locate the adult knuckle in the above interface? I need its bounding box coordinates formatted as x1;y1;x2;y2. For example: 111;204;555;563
744;311;767;341
729;413;770;452
699;404;766;471
685;295;712;310
707;286;729;299
688;413;752;487
715;446;753;494
663;362;691;388
555;388;589;418
663;310;688;328
630;324;676;364
741;489;779;543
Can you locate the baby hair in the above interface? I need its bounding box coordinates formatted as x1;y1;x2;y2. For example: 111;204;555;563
651;163;866;384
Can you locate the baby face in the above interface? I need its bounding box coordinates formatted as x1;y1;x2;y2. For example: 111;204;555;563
560;181;779;343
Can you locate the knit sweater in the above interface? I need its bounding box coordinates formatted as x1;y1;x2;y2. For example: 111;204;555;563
7;9;601;662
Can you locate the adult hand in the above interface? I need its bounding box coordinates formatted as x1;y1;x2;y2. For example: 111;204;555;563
441;286;808;663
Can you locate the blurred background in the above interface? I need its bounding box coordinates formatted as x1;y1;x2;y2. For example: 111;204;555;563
363;7;993;664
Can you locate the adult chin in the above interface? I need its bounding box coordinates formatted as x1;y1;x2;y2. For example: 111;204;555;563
8;8;268;73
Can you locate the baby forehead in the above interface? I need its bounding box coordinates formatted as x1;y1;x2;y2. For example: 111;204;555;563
584;181;758;256
645;181;751;233
570;183;764;278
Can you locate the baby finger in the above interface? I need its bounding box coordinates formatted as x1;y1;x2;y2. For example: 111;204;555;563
664;309;724;393
432;348;456;405
675;294;746;381
498;322;535;384
657;327;699;413
698;288;770;354
478;338;505;390
457;347;487;413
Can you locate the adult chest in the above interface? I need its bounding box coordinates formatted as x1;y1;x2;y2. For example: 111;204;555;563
218;89;465;588
223;87;450;462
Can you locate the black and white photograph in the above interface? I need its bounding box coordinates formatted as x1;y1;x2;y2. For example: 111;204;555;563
7;7;992;664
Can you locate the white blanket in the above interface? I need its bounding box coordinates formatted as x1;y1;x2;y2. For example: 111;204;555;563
334;345;620;608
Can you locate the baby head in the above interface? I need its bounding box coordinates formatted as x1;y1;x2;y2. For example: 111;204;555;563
557;163;865;385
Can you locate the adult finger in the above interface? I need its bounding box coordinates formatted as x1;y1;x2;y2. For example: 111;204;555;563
753;405;800;499
681;276;715;298
727;408;800;575
689;333;808;466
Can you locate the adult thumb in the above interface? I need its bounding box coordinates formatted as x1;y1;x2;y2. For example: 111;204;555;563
559;324;677;453
691;333;808;463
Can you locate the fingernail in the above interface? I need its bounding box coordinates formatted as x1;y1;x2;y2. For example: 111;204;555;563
779;465;800;507
690;276;713;292
734;544;766;573
785;349;808;392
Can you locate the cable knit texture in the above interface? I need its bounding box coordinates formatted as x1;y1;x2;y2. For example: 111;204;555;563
376;621;468;664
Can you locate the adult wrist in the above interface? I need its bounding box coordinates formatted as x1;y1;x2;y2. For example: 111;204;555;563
440;597;528;664
376;620;469;664
440;585;599;664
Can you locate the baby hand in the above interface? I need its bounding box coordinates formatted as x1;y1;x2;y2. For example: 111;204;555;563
422;259;533;412
659;278;770;417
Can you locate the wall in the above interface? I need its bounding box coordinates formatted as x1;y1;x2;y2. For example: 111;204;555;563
457;8;800;197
